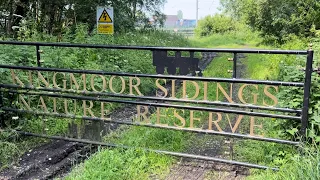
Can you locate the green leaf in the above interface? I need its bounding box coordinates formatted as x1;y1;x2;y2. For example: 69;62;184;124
286;128;298;135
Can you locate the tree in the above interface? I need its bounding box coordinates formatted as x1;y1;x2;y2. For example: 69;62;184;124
195;15;238;36
177;10;183;20
220;0;320;43
0;0;167;36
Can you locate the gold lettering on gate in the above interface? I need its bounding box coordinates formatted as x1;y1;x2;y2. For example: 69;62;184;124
238;84;258;104
52;97;58;113
37;96;49;112
208;112;223;132
203;82;208;101
136;105;150;123
53;72;66;89
226;114;243;133
82;100;95;117
90;74;107;92
7;69;282;138
250;117;264;137
263;85;278;106
171;80;176;98
129;77;143;96
190;111;202;129
11;69;25;87
69;73;86;91
156;79;168;97
18;95;31;111
174;109;186;128
37;71;50;87
156;107;168;126
109;76;125;94
64;99;77;115
216;83;234;103
100;102;111;120
182;80;200;100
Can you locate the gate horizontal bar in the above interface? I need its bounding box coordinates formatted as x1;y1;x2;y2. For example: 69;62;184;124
0;84;302;114
3;90;302;120
2;107;300;145
0;41;308;55
0;65;304;87
10;130;278;170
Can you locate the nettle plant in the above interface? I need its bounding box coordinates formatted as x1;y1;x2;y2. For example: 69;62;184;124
277;57;320;142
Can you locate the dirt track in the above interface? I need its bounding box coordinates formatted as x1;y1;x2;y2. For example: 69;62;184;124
164;53;249;180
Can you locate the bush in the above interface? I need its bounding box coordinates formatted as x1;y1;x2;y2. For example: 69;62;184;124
275;35;320;142
195;15;239;37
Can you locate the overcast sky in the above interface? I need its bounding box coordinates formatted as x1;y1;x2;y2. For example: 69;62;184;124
163;0;221;19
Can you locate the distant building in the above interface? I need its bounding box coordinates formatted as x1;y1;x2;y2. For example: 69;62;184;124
179;19;196;28
164;15;196;28
164;15;179;28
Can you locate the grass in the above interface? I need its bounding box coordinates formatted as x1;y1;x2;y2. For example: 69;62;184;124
65;28;294;179
65;25;320;180
65;28;290;179
247;146;320;180
2;26;316;179
0;28;191;170
242;37;320;179
191;30;308;178
65;127;190;180
190;30;261;48
65;32;241;179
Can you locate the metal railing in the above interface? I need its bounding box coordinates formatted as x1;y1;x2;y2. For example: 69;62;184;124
0;41;314;171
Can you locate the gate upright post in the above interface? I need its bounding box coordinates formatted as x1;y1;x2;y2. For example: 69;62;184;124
0;91;3;128
301;45;314;138
233;53;237;79
36;45;41;67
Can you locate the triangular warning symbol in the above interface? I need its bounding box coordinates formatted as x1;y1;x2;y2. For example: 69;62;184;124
98;9;112;23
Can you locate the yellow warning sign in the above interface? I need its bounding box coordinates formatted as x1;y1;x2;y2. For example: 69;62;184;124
97;24;113;34
98;9;112;23
97;7;114;34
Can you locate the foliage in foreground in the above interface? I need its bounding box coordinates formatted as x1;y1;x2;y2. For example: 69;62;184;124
240;35;320;179
221;0;320;43
65;32;252;179
1;0;166;36
194;14;242;37
0;26;190;170
66;148;172;180
66;127;192;180
248;145;320;180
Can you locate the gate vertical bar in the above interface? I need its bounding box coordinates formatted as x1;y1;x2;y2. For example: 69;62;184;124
36;45;41;67
0;90;3;128
301;46;314;137
233;53;237;79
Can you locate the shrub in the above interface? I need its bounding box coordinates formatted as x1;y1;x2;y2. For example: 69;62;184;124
275;35;320;142
195;15;239;37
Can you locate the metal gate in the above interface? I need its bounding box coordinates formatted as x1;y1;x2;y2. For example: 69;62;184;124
0;41;314;171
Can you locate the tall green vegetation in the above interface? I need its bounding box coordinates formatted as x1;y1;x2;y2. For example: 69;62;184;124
0;0;166;36
221;0;320;43
218;0;320;142
212;0;320;179
194;14;240;37
0;24;191;170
